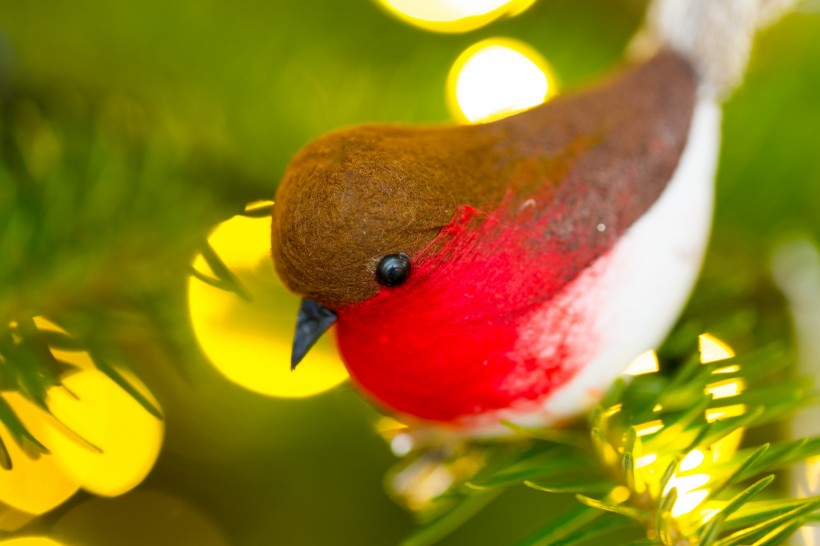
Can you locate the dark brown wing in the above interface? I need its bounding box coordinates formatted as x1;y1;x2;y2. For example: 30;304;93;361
271;51;697;306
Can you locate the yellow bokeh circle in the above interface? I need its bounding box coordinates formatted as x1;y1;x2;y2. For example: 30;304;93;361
0;538;66;546
0;318;164;514
188;214;348;398
0;393;80;515
44;368;164;497
376;0;537;33
447;38;558;124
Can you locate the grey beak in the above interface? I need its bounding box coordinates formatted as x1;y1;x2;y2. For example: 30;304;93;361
291;299;337;370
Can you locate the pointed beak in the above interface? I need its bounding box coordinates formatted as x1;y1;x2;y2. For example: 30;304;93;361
291;298;337;370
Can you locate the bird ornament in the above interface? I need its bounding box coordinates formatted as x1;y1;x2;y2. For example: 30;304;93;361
271;0;796;436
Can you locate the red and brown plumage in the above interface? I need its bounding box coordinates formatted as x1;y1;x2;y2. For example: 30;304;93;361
271;0;791;434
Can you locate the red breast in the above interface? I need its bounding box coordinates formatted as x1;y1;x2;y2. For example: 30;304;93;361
272;51;699;426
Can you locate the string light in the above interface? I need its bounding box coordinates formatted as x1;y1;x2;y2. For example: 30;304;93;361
45;368;164;497
0;393;80;515
705;378;745;400
188;213;348;398
712;364;740;374
0;538;67;546
679;450;705;472
635;453;657;469
447;38;557;123
699;333;735;363
634;420;664;437
0;317;164;516
376;0;537;33
705;404;747;423
624;350;660;375
671;489;710;518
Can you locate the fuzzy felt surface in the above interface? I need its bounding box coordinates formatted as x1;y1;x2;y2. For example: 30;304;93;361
271;52;696;308
332;53;698;423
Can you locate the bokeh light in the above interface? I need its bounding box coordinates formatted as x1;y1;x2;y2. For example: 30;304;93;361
376;0;537;33
705;404;747;423
634;420;664;437
704;378;744;400
630;423;746;524
44;368;164;497
670;489;710;518
602;333;752;523
623;350;659;375
447;38;557;123
0;393;80;515
698;333;735;363
188;212;348;398
679;449;705;472
635;453;656;469
0;538;66;546
0;318;164;517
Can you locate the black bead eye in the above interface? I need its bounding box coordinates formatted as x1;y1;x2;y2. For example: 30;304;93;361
376;253;411;287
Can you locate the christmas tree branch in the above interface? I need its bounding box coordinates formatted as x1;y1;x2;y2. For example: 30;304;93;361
389;335;818;546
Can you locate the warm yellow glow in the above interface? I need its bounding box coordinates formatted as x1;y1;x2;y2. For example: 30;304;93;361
671;489;710;518
711;428;744;463
623;350;659;376
376;416;408;435
635;428;745;525
679;450;705;472
635;453;657;469
0;393;80;515
664;473;710;496
0;538;66;546
32;317;95;371
699;333;735;363
31;316;65;334
593;431;620;467
6;319;163;501
666;475;710;519
705;404;747;423
376;0;537;33
705;378;744;400
506;0;538;16
712;364;740;374
610;485;631;504
44;369;163;497
635;420;664;437
447;38;557;123
652;403;663;412
188;215;349;398
699;506;723;523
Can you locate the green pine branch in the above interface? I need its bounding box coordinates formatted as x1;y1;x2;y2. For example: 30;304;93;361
392;338;818;546
0;79;269;466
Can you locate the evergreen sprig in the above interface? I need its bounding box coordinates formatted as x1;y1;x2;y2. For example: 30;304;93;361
0;80;266;467
389;337;818;546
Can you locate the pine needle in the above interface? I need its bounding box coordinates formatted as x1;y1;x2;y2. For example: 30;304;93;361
391;334;818;546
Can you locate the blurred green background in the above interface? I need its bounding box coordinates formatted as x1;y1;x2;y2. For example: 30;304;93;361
0;0;818;544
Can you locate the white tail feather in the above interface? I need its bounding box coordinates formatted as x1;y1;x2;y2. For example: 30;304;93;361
635;0;798;98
